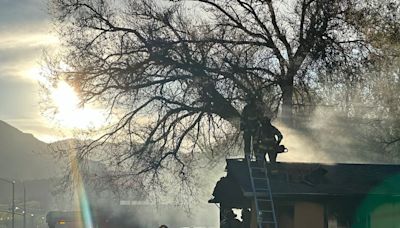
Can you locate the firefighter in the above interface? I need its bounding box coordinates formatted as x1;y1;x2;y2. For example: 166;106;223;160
240;97;261;160
254;118;284;164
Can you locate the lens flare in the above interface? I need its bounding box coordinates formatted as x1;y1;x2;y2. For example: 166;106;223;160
68;141;94;228
353;174;400;228
77;185;94;228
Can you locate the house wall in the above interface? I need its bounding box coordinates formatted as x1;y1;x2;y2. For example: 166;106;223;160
250;201;324;228
278;206;294;228
294;202;324;228
246;197;400;228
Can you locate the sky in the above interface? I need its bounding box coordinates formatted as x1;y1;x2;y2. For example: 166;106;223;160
0;0;80;142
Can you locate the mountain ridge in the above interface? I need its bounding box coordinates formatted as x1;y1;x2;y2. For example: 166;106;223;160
0;119;59;180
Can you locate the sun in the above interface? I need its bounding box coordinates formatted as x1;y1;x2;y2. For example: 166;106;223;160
50;81;106;129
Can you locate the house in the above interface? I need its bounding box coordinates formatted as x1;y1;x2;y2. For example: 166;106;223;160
209;159;400;228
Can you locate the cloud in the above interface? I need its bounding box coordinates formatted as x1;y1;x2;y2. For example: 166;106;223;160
0;0;65;142
0;32;58;49
2;117;67;143
0;76;40;118
0;0;50;33
0;46;42;77
0;0;58;79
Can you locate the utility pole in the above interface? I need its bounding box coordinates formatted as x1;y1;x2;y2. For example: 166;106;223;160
0;178;15;228
23;185;26;228
11;181;15;228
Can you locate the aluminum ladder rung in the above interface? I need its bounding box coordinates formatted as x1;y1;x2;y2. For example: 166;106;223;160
246;139;278;228
253;177;268;180
251;167;265;170
261;221;276;224
260;210;274;213
257;199;272;202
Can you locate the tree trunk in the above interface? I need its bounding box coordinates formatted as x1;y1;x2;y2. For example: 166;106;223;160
281;79;294;126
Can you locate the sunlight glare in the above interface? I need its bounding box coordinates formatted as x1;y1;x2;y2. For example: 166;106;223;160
51;81;106;129
27;67;47;83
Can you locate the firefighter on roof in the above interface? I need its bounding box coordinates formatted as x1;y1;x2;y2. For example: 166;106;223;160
240;95;261;160
254;117;285;164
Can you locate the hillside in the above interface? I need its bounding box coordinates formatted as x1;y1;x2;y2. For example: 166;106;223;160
0;121;116;211
0;120;60;180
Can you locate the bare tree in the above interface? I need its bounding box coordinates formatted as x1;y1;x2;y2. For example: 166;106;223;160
309;0;400;161
357;1;400;155
45;0;389;184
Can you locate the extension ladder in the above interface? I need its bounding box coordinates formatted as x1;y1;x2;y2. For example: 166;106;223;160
246;144;278;228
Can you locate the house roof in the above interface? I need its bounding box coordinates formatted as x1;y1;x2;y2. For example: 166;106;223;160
219;159;400;198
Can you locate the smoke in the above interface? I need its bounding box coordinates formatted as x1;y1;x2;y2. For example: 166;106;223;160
277;106;387;164
276;122;334;163
44;103;397;227
46;103;397;228
82;168;222;228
